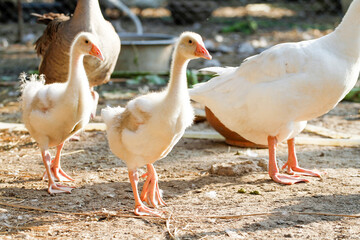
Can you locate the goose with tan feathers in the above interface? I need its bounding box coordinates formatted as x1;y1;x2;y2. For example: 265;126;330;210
101;32;211;216
21;32;104;194
190;0;360;185
34;0;120;115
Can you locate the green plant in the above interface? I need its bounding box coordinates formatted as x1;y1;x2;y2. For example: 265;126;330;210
187;70;198;87
222;17;258;34
344;87;360;102
126;75;167;86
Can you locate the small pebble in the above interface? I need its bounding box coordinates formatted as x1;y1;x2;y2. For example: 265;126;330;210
205;191;217;199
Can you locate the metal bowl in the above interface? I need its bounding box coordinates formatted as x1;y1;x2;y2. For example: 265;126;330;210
115;33;177;73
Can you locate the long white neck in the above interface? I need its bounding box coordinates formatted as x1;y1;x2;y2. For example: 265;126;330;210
71;0;104;27
66;47;90;93
329;0;360;58
165;49;190;102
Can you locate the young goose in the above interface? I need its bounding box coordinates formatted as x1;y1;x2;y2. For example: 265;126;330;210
101;32;211;216
34;0;120;116
21;32;104;194
190;0;360;185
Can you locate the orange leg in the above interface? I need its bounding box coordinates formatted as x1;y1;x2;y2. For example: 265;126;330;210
140;164;166;208
128;170;163;217
282;138;323;177
268;136;309;185
42;143;75;182
41;150;74;194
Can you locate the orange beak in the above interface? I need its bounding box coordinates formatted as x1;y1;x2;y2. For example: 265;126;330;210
195;43;212;60
89;44;104;61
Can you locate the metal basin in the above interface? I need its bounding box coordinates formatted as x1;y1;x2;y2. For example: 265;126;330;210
115;33;177;73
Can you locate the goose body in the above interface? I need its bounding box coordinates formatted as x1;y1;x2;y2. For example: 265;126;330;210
190;0;360;184
35;0;120;87
21;32;104;194
102;91;194;170
102;32;211;216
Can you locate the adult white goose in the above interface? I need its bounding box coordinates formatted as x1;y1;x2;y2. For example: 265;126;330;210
21;32;104;194
101;32;211;216
190;0;360;185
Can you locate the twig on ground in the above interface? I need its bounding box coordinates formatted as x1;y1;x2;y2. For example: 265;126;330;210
0;201;94;216
0;196;24;201
61;149;85;157
166;215;177;240
36;148;86;157
0;201;359;219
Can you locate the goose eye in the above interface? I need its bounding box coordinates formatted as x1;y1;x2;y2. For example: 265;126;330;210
188;40;193;44
85;40;89;44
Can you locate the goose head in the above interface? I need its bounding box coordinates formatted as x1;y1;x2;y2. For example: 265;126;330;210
71;32;104;61
177;32;212;60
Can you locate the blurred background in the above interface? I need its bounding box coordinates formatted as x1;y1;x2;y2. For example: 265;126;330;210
0;0;358;121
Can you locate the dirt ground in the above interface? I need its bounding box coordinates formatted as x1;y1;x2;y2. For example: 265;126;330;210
1;4;360;240
2;101;360;240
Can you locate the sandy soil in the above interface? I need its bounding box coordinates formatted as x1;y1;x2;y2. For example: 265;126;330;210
1;4;360;240
1;100;360;240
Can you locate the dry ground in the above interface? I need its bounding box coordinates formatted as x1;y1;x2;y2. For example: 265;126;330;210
0;100;360;239
1;3;360;240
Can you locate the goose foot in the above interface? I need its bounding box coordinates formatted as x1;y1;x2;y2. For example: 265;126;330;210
268;136;310;185
48;183;74;194
140;164;166;208
270;172;309;185
41;150;74;194
42;143;74;182
134;203;164;217
43;163;75;182
282;164;323;177
282;138;324;178
129;170;164;217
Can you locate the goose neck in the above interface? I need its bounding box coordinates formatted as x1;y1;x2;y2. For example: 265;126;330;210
331;0;360;57
72;0;104;24
67;50;89;90
166;52;190;97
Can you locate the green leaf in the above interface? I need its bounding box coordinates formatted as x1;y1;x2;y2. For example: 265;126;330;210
344;87;360;102
187;70;199;87
145;75;166;85
221;17;258;34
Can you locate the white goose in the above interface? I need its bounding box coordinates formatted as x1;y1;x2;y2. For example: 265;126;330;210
101;32;211;216
34;0;121;117
21;32;104;194
190;0;360;185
